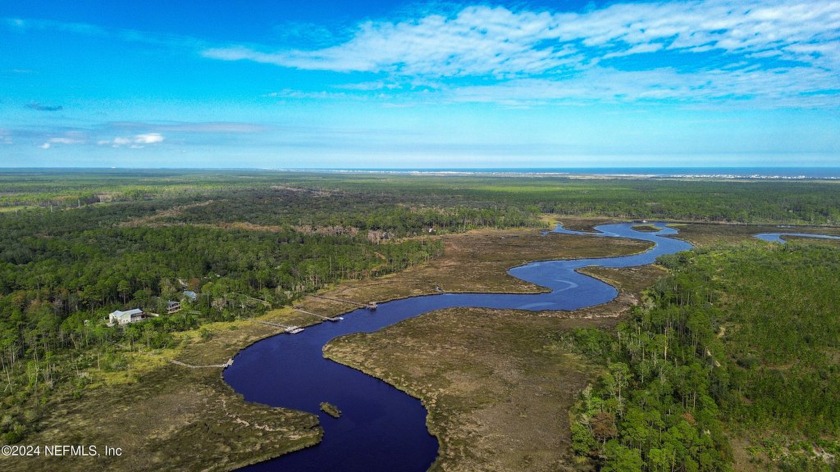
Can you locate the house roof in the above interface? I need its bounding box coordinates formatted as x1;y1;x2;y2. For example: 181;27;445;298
110;308;143;318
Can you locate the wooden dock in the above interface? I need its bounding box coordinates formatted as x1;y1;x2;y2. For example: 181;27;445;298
170;358;233;369
255;320;305;334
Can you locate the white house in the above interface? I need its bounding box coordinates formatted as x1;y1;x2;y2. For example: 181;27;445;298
108;308;147;326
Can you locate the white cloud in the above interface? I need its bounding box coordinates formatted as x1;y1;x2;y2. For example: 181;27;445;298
134;133;164;144
100;133;165;148
447;65;840;108
204;1;840;75
203;7;578;77
202;0;840;107
602;42;665;59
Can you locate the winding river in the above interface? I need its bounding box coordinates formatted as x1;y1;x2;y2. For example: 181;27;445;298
225;222;694;471
225;224;839;470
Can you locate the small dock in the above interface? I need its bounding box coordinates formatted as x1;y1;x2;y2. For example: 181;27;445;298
170;358;233;369
255;320;305;334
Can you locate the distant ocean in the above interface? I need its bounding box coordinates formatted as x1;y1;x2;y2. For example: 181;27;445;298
4;167;840;180
337;167;840;180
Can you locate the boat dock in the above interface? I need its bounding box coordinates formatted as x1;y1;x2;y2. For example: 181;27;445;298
255;320;305;334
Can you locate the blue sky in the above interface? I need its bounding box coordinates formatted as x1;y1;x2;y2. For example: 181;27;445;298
1;0;839;168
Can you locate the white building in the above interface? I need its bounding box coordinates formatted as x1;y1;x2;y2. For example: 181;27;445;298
108;308;147;326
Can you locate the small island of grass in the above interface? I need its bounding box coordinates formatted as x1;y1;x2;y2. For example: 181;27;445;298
320;402;342;418
632;223;661;232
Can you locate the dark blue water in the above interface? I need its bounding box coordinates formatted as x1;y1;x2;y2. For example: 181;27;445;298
225;223;693;471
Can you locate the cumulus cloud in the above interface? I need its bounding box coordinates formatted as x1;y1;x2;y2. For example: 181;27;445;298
134;133;165;144
203;0;840;106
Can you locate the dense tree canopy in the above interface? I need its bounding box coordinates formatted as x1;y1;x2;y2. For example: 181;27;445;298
569;241;840;471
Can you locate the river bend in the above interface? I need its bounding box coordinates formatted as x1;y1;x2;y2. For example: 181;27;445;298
225;223;693;471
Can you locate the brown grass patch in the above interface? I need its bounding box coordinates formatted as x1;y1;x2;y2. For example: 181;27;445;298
325;308;599;472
